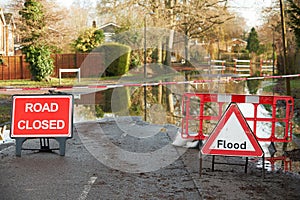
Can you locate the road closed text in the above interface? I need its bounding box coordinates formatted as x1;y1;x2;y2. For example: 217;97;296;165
17;102;65;130
18;119;65;130
25;102;59;113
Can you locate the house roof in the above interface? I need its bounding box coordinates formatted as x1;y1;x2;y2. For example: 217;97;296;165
98;22;120;33
0;8;6;26
4;13;15;29
232;38;247;45
4;13;12;24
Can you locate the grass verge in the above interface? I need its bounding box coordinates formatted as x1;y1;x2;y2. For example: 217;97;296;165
0;94;11;125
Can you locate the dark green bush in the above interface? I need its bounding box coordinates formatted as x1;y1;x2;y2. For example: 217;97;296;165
96;43;131;76
24;45;54;81
95;104;105;118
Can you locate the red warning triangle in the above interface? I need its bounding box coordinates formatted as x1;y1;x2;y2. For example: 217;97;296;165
201;103;263;157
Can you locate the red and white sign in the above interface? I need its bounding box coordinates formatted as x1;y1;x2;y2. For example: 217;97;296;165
201;103;263;157
11;95;73;138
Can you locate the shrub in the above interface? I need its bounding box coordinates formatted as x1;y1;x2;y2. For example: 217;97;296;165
96;43;131;76
130;51;141;69
95;104;105;118
24;45;54;81
72;28;105;53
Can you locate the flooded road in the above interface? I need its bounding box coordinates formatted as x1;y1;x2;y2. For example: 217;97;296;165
70;78;300;176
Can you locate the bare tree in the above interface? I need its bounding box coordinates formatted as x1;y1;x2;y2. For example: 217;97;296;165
96;0;234;61
260;0;298;75
96;0;233;35
7;0;90;53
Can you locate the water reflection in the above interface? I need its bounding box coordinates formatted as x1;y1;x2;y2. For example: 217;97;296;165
246;79;262;95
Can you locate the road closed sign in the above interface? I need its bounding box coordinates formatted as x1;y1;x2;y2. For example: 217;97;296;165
11;94;73;138
201;103;263;157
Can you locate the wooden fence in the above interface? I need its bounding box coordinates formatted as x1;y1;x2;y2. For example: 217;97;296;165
0;53;104;80
0;56;30;80
1;54;277;81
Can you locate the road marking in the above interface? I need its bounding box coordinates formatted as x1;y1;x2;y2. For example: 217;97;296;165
78;176;97;200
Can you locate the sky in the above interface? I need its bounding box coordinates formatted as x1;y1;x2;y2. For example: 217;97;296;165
59;0;274;29
227;0;274;28
57;0;77;7
1;0;274;29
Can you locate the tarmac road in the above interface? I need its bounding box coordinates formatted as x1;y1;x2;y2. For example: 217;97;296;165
0;119;202;200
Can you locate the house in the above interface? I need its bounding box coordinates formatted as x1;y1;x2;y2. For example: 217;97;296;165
0;8;16;56
229;38;247;53
4;12;15;56
0;8;6;55
98;22;120;42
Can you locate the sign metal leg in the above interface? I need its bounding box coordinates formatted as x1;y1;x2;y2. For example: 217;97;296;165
245;157;248;173
262;153;265;179
55;138;67;156
212;155;215;172
15;138;27;157
199;150;203;176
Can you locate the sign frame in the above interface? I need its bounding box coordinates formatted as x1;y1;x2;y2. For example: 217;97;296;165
10;94;74;138
10;94;74;156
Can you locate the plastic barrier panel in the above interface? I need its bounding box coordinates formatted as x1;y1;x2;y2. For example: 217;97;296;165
181;93;294;142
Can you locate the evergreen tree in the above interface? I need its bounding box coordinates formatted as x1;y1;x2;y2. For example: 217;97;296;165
246;27;260;54
287;0;300;49
19;0;46;45
19;0;54;81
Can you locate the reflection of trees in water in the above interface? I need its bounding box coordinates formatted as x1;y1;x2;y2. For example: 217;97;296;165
74;105;97;122
246;79;262;94
79;80;260;126
126;79;249;131
128;86;179;124
225;81;246;94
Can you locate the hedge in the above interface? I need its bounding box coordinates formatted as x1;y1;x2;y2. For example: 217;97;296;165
96;43;131;76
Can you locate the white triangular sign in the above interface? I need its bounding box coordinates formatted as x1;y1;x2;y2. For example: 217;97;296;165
201;103;263;157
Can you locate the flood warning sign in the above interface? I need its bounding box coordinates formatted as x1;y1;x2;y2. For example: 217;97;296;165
201;103;263;157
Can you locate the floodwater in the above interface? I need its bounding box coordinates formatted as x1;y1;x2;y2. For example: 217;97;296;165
71;79;300;175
